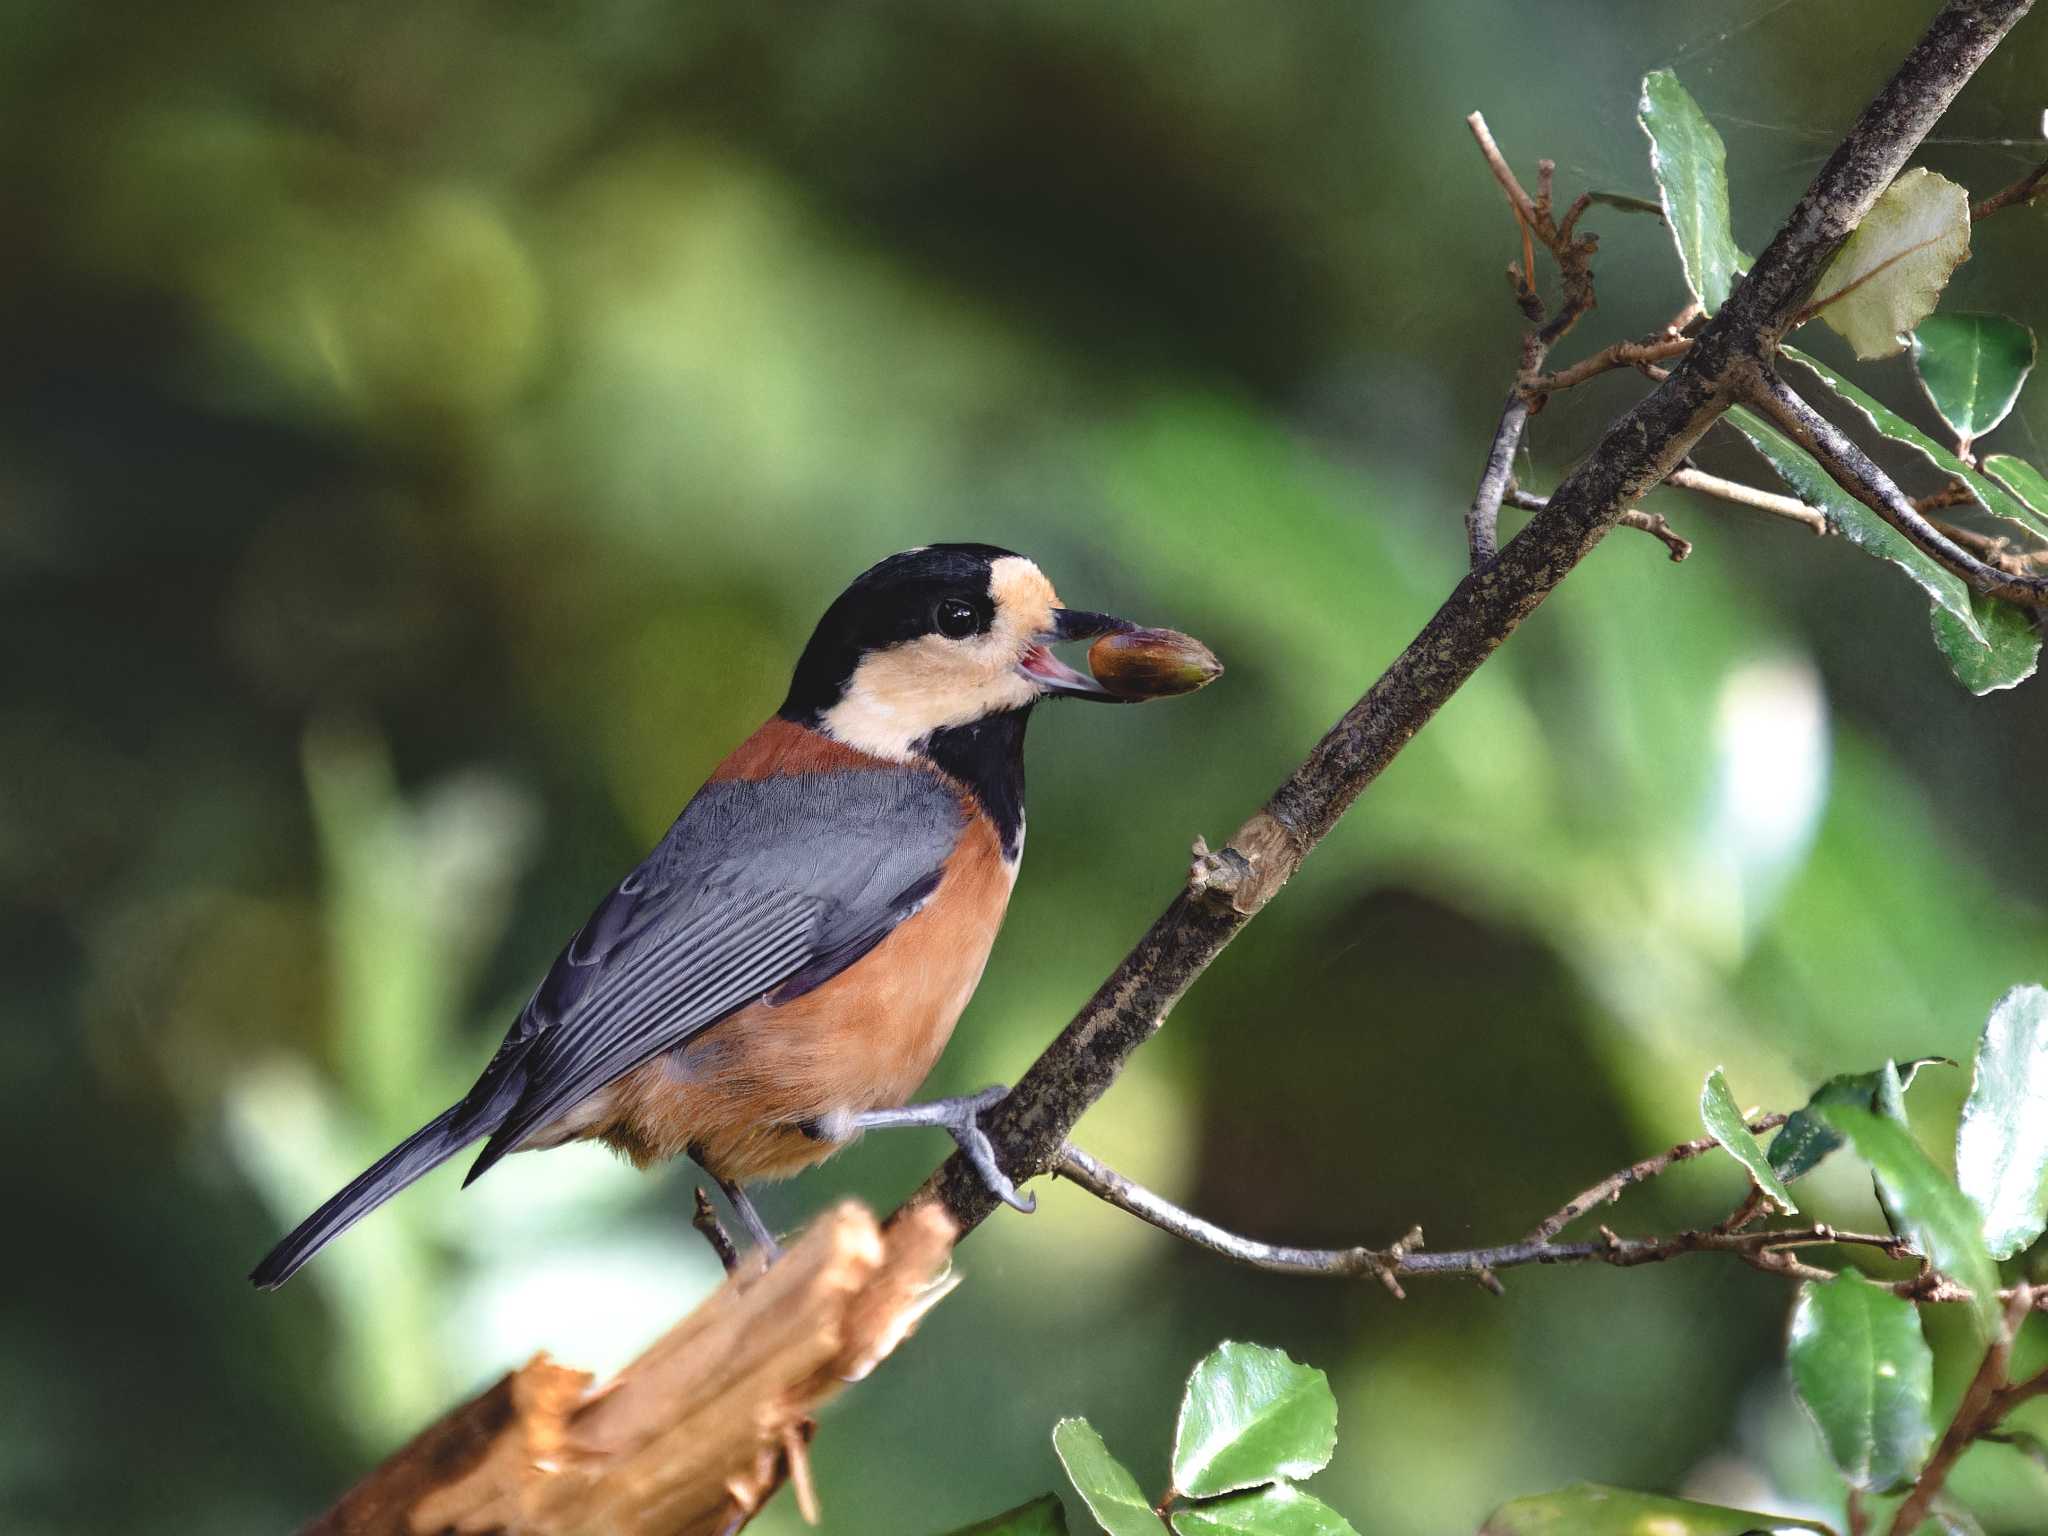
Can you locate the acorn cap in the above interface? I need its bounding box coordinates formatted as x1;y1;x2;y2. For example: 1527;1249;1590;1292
1086;627;1224;699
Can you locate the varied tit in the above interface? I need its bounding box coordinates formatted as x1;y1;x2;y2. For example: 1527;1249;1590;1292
252;543;1203;1288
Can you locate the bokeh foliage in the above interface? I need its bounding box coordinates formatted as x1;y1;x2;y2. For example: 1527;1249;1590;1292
5;2;2047;1532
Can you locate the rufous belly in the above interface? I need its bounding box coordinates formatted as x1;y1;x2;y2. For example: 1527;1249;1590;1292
576;810;1016;1181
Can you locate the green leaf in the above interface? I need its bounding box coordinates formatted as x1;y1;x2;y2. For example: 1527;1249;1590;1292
1170;1485;1359;1536
1770;1058;1950;1181
1172;1343;1337;1500
1723;406;1996;683
1911;313;2038;447
1053;1419;1160;1536
1955;984;2048;1260
1638;70;1749;313
941;1495;1071;1536
1700;1067;1798;1212
1815;1098;2003;1342
1479;1482;1832;1535
1809;168;1972;359
1783;347;2048;540
1787;1272;1936;1491
1930;588;2041;695
1983;454;2048;519
1726;394;2043;695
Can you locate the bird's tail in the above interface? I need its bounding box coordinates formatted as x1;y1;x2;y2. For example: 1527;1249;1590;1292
248;1105;478;1289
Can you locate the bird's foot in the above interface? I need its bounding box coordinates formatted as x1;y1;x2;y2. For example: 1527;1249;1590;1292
851;1084;1036;1214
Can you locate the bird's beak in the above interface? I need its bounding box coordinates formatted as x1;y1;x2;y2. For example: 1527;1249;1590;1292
1017;608;1137;701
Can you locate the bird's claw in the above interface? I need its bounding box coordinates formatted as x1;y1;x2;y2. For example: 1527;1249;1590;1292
950;1089;1036;1214
848;1084;1036;1213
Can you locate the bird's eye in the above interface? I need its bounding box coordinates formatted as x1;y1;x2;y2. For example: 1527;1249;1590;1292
934;598;980;639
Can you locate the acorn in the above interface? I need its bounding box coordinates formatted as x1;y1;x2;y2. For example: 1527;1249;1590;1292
1087;626;1224;699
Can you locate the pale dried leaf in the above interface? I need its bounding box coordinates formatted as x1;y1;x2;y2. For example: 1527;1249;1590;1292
1810;168;1971;359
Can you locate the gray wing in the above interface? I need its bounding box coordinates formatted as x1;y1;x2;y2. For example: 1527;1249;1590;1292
462;768;966;1181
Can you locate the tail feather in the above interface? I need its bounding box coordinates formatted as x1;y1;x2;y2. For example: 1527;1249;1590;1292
248;1105;477;1289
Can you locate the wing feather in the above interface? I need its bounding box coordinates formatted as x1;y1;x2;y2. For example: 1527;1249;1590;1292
462;764;968;1182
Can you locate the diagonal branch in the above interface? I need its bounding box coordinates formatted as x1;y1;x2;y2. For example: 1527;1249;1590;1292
900;0;2038;1245
1889;1286;2041;1535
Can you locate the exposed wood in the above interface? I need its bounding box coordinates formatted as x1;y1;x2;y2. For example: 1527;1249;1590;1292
304;1202;957;1536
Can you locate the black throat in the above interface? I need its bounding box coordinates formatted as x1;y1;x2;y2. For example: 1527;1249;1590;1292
921;707;1030;860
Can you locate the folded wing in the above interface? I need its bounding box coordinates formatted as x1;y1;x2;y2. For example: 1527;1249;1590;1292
463;767;966;1180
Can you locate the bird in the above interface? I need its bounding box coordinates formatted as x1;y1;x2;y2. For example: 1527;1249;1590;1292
251;543;1183;1288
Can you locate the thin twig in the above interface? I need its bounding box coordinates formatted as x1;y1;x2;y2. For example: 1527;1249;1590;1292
1931;517;2048;576
1527;1116;1787;1241
1469;392;1533;567
1460;113;1603;568
1529;335;1694;394
1743;369;2048;607
1915;481;1979;512
1047;1143;2038;1307
1889;1286;2038;1535
1467;111;1541;228
1668;465;1830;534
1973;157;2048;220
1506;487;1692;560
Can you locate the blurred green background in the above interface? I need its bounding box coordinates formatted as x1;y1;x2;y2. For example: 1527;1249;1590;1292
6;1;2047;1532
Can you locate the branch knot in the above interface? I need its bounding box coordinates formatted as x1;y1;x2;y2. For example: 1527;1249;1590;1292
1187;813;1302;915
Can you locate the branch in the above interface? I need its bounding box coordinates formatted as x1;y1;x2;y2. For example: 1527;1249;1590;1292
1460;113;1601;567
1889;1286;2040;1536
1668;465;1831;534
1053;1142;2048;1315
1528;334;1694;394
1525;1115;1787;1241
1742;368;2048;606
899;0;2038;1245
1505;486;1693;560
304;1205;956;1536
1469;387;1534;568
1972;156;2048;219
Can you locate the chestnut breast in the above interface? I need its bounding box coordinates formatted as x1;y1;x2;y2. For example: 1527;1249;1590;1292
591;718;1020;1180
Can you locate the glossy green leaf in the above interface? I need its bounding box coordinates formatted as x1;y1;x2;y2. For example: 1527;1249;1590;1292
1787;1272;1935;1491
1172;1343;1337;1499
1955;984;2048;1260
1638;70;1748;313
1930;588;2041;695
1479;1482;1831;1535
942;1494;1071;1536
1983;454;2048;519
1724;406;2003;689
1053;1419;1160;1536
1783;347;2048;539
1809;168;1971;358
1170;1485;1359;1536
1770;1058;1951;1181
1727;392;2043;695
1816;1099;2003;1342
1700;1067;1797;1211
1911;313;2037;446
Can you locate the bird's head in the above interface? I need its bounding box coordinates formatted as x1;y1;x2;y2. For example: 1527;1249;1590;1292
779;544;1135;759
